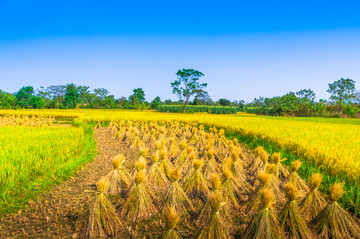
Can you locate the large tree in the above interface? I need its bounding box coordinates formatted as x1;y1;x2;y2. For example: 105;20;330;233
171;69;207;113
15;86;34;108
327;78;356;113
131;88;146;103
0;90;16;109
63;84;80;109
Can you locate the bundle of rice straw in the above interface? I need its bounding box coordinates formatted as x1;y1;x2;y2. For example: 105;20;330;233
105;154;131;195
300;173;326;222
160;207;182;239
194;192;232;239
121;171;157;223
242;189;285;239
312;183;360;238
76;178;122;238
279;183;314;239
183;159;210;201
162;168;194;217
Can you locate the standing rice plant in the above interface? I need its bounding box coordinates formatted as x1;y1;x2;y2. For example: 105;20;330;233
161;168;194;217
287;161;310;195
105;154;131;195
160;207;182;239
121;171;158;223
76;178;122;238
279;183;314;239
183;159;210;201
300;173;327;222
242;189;285;239
311;183;360;238
194;192;232;239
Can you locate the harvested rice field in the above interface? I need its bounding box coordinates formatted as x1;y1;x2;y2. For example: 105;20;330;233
1;115;360;238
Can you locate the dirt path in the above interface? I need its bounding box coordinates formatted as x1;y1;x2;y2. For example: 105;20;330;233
0;128;137;239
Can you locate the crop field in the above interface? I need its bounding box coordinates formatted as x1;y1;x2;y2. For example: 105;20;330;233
0;110;360;238
0;116;94;217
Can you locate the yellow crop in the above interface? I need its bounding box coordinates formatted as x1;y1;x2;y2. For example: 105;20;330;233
1;109;359;183
0;123;84;215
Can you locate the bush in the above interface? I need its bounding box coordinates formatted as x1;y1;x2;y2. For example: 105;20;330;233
157;105;238;114
343;106;357;118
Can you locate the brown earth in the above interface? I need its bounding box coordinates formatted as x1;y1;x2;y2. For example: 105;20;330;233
0;128;139;239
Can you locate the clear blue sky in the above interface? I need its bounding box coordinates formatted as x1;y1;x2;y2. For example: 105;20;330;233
1;0;360;102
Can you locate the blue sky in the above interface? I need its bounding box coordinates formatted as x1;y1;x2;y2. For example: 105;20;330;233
0;1;360;102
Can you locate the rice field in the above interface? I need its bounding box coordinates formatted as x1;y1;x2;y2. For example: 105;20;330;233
0;110;360;238
0;116;89;216
73;120;360;238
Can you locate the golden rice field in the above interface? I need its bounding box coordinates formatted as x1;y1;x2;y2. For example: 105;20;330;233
1;109;359;182
0;111;360;238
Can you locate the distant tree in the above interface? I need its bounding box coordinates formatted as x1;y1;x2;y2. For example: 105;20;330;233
77;86;91;104
171;69;207;113
0;90;16;109
151;96;162;109
353;91;360;105
15;86;34;108
193;92;213;105
103;95;117;109
296;89;316;103
30;96;45;109
131;88;146;103
63;84;80;108
327;78;356;113
47;85;66;107
37;86;50;99
219;98;231;106
253;97;265;107
116;97;128;108
93;88;109;100
296;89;316;116
128;95;140;109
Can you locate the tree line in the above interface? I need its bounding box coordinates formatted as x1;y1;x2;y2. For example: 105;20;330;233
247;78;360;117
0;69;359;117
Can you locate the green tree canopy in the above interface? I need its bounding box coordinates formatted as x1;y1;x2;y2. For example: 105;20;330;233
219;98;231;106
63;84;80;109
131;88;146;103
151;96;162;109
327;78;356;113
15;86;34;108
171;69;207;113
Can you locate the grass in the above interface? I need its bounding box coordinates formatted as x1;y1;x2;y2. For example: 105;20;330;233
0;123;96;218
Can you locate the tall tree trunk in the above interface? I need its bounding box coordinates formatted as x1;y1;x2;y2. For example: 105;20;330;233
183;100;188;113
339;97;342;114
